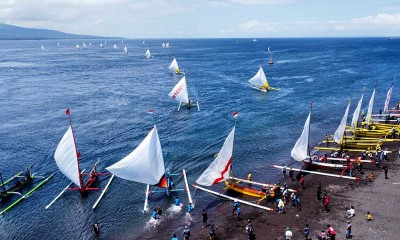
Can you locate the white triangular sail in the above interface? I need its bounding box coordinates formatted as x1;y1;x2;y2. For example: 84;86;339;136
196;127;235;186
100;43;103;48
162;43;166;48
106;125;165;185
166;43;170;48
76;44;80;49
334;102;350;143
291;112;311;162
54;126;81;187
384;85;393;114
124;46;128;53
366;89;376;125
113;44;117;50
82;42;86;48
145;49;151;58
351;95;363;130
248;67;269;89
41;45;45;51
169;58;179;73
169;76;189;104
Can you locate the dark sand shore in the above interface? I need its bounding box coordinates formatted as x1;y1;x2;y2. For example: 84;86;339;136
134;144;399;240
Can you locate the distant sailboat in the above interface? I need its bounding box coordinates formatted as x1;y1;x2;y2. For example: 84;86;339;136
169;58;183;75
253;39;257;42
113;44;117;50
162;43;166;48
145;49;152;58
82;42;86;48
104;41;107;45
248;66;279;92
100;43;103;48
123;46;128;54
268;47;273;64
143;41;145;44
41;45;45;51
57;43;60;47
169;76;199;111
76;44;80;49
89;42;92;46
165;43;170;48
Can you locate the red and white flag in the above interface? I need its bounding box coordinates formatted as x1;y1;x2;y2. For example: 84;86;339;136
232;111;239;118
66;108;70;115
147;109;154;114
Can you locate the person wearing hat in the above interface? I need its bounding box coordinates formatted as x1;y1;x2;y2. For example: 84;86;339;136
182;226;190;240
285;226;293;240
346;220;352;239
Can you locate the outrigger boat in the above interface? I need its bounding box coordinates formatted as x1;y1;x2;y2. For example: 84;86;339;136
145;49;153;58
169;76;200;111
248;66;279;92
92;125;192;211
46;109;108;209
193;126;282;211
169;58;184;75
0;165;34;200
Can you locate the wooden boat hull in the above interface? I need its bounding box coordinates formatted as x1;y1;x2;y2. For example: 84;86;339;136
224;181;274;199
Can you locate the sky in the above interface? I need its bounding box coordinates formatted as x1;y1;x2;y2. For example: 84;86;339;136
1;0;400;38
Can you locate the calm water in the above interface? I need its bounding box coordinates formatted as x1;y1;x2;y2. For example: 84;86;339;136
0;38;399;239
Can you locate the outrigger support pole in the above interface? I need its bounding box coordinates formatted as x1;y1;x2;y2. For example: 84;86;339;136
182;169;193;206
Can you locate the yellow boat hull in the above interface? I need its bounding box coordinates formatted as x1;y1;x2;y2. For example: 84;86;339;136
224;181;275;199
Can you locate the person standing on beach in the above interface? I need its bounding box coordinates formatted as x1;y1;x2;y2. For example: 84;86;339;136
278;198;285;214
246;220;253;240
317;182;322;200
175;197;180;206
282;164;287;178
232;201;239;215
299;175;305;189
327;225;336;240
171;233;178;240
345;220;352;239
92;221;100;236
295;195;302;211
382;165;389;179
323;194;330;212
202;209;208;228
303;224;310;240
247;172;252;187
290;192;296;207
209;224;216;240
285;227;293;240
289;168;294;181
236;205;241;219
182;226;190;240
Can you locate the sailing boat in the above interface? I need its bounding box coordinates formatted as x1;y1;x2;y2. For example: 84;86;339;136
292;109;346;169
100;43;103;48
123;46;128;53
41;45;45;51
162;43;166;48
82;42;86;48
268;47;273;64
165;43;170;48
95;125;189;211
169;76;199;111
248;66;279;92
76;44;80;49
193;127;273;211
113;44;117;50
168;58;183;75
46;109;106;209
145;49;152;58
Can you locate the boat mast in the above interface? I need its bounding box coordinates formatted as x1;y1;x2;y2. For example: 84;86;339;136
307;102;312;158
66;108;83;189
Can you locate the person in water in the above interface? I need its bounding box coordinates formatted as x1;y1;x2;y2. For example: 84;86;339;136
175;196;180;206
92;221;100;235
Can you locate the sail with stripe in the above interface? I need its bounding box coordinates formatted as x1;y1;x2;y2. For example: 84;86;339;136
106;125;165;186
351;95;363;130
366;89;376;125
54;126;81;187
196;127;235;186
169;76;189;104
384;85;393;114
334;101;350;143
291;112;311;162
248;67;270;90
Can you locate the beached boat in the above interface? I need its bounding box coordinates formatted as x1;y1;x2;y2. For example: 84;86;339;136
168;58;184;75
46;109;107;209
193;126;274;211
92;125;190;211
169;76;200;111
248;66;279;92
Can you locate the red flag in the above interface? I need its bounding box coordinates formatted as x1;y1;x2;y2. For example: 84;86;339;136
66;108;70;115
147;109;154;114
233;111;239;118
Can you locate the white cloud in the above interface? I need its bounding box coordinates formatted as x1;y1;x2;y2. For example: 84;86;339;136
229;0;295;5
329;13;400;32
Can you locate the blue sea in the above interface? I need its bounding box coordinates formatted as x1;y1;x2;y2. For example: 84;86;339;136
0;38;399;239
